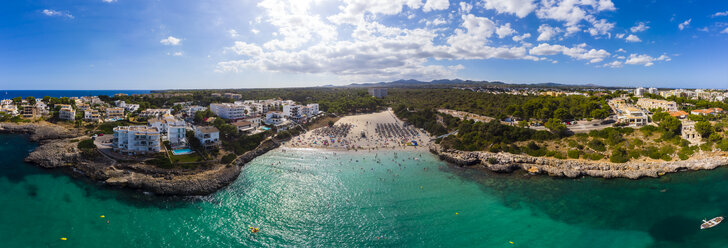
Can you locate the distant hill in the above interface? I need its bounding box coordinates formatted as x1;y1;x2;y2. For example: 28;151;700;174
344;79;606;89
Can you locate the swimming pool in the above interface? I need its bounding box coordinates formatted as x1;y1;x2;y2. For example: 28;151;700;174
172;148;193;155
261;127;271;131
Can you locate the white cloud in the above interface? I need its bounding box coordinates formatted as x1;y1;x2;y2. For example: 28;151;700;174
529;43;610;63
615;33;625;39
102;0;117;2
496;23;516;38
587;18;614;37
721;27;728;34
537;24;561;41
459;2;473;13
678;19;691;30
228;29;239;38
625;34;641;42
697;27;709;32
482;0;537;18
605;61;622;68
423;0;449;12
216;0;632;81
426;18;448;26
615;48;626;53
512;33;531;42
713;11;728;17
42;9;74;19
596;0;616;11
251;28;260;34
160;36;181;46
625;53;670;67
630;22;649;32
168;52;183;56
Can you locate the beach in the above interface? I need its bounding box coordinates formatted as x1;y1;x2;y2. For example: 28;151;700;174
283;110;431;150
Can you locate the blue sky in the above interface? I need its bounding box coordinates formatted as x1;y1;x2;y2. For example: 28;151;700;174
0;0;726;90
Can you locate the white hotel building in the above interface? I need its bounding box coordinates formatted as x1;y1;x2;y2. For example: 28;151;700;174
210;103;247;120
112;126;162;154
148;114;187;148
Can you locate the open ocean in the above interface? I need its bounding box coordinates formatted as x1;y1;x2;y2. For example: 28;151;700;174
2;134;728;247
0;90;151;99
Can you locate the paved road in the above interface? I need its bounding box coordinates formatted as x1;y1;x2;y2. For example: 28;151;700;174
529;118;616;133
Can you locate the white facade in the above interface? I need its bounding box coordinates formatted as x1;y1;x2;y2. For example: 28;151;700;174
148;114;187;147
635;87;646;97
113;126;162;154
210;103;246;120
282;104;301;118
368;88;388;98
264;112;285;125
139;109;171;118
59;107;76;121
194;126;220;149
84;109;100;122
186;105;207;116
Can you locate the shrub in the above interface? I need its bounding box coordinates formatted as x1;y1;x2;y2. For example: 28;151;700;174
588;139;606;152
567;149;580;159
487;157;498;164
587;153;604;160
77;139;96;149
610;148;629;163
221;154;237;164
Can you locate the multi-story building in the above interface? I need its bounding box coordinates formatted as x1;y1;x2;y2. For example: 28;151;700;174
58;106;76;121
264;111;286;125
681;121;701;145
21;105;39;118
368;88;388;98
112;126;162;154
691;108;723;116
301;103;320;117
636;98;678;112
223;93;242;100
124;104;140;113
669;111;689;119
84;109;101;122
194;126;220;149
282;104;301;119
148;114;187;147
210;103;246;120
617;107;649;127
647;88;658;95
76;103;90;111
634;87;646;97
106;107;125;120
139;109;171;118
0;104;18;116
186;105;207;117
232;120;255;134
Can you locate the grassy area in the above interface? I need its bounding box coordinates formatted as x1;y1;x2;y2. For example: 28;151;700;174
168;152;204;164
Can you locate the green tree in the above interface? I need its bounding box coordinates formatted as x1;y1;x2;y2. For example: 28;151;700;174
694;121;713;137
554;108;570;121
545;118;567;136
659;116;682;135
25;96;36;104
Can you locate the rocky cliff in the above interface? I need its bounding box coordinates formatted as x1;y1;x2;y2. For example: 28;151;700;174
7;121;285;196
429;144;728;179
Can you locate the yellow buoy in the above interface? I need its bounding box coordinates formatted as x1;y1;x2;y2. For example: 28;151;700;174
455;212;459;215
509;241;514;244
100;215;105;218
60;237;67;241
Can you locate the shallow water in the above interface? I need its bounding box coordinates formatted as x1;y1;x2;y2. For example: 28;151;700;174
1;134;727;247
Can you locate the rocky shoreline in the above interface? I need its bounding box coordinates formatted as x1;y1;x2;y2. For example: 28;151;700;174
2;122;282;196
429;143;728;179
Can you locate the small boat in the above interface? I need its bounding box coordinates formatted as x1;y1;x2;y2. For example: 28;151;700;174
701;216;723;229
249;226;259;233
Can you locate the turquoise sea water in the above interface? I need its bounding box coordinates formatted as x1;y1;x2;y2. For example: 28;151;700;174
2;134;728;247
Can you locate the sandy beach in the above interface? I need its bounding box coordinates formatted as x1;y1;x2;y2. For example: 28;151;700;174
283;110;432;150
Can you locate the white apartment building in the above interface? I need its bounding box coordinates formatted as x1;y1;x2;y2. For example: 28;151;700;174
194;126;220;149
634;87;646;97
369;88;388;98
186;105;207;116
112;126;162;154
139;109;171;118
302;103;320;117
636;98;678;112
210;103;247;120
58;107;76;121
264;112;286;125
124;104;140;113
106;107;125;120
283;104;301;118
148;114;187;147
647;88;658;95
84;109;100;122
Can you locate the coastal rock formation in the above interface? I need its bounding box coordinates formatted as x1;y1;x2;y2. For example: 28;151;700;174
24;138;81;168
0;122;76;141
9;121;286;196
429;144;728;179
